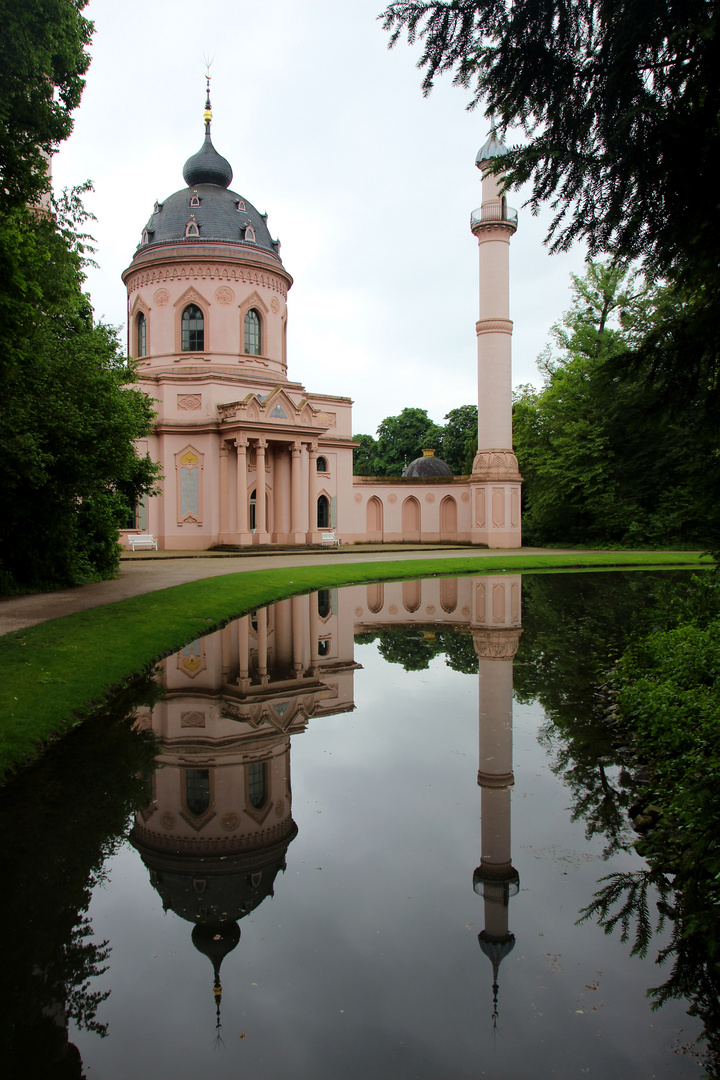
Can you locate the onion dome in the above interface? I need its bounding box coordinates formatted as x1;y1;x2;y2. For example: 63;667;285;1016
403;449;453;478
183;79;233;187
135;80;282;260
476;131;509;168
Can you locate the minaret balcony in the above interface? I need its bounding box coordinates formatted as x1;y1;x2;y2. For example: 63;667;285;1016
470;204;518;230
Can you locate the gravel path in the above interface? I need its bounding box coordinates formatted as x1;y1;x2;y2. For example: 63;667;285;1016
0;545;544;636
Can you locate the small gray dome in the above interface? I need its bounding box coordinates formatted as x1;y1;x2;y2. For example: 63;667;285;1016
404;453;452;478
476;132;509;168
183;130;233;188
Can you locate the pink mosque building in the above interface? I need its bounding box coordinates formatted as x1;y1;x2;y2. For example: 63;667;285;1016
121;87;521;551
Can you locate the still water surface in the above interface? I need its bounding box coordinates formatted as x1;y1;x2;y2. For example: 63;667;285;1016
1;572;710;1078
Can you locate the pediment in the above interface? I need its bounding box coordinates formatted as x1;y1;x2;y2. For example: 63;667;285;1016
218;388;327;430
173;285;209;309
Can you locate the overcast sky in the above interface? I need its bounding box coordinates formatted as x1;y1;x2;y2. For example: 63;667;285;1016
52;0;587;436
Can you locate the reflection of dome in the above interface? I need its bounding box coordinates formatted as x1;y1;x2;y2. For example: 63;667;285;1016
403;450;452;478
192;921;241;969
133;829;298;925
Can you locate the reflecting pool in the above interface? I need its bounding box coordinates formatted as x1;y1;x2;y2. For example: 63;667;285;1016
0;572;712;1078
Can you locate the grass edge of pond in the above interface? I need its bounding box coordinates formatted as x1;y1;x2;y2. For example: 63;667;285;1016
0;550;712;784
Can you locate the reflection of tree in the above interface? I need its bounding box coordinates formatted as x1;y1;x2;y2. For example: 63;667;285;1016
514;572;685;855
355;627;478;674
579;865;720;1078
0;672;160;1077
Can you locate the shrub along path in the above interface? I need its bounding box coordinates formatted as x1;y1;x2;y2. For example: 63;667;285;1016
0;545;710;783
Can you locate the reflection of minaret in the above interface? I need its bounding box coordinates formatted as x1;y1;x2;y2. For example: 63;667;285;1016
471;576;522;1024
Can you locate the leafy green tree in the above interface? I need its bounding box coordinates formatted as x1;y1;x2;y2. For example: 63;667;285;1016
0;0;93;209
512;261;716;547
374;407;444;476
352;432;379;476
0;194;160;592
440;404;477;474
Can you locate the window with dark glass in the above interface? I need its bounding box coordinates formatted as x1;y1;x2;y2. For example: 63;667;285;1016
318;639;330;657
136;312;147;357
317;588;330;618
181;304;204;351
316;456;327;472
185;769;210;816
317;494;329;529
248;761;267;809
244;308;261;355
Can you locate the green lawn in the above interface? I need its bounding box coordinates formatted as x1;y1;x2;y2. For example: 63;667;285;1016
0;549;711;783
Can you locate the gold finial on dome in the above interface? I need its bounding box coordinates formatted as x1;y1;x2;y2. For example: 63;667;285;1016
202;56;214;125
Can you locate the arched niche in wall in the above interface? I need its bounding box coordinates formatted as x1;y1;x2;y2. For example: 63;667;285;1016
440;495;458;539
366;496;383;542
401;496;421;542
175;446;204;525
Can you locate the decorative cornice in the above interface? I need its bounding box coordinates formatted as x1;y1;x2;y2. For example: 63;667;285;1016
472;628;522;658
476;318;513;336
471;449;522;482
124;261;290;300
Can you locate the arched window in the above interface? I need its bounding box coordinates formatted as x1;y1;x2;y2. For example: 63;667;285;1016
248;761;267;809
244;308;261;355
318;639;330;657
190;193;200;207
245;225;256;242
185;220;199;237
181;304;204;351
317;494;329;528
317;589;330;618
185;769;210;817
316;456;327;472
136;312;147;357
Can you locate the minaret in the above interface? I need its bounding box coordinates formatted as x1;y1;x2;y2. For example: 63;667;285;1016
470;134;522;548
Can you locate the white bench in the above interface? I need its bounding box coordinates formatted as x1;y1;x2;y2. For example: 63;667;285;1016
128;534;158;551
320;531;340;547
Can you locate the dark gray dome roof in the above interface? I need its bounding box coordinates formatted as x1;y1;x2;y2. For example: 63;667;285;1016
139;183;282;259
183;130;233;188
136;96;282;261
404;454;453;478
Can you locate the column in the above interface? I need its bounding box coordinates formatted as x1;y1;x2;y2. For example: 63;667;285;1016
290;440;304;544
235;436;251;545
254;438;269;543
306;440;320;543
256;606;269;684
219;441;230;541
237;614;250;692
291;594;304;677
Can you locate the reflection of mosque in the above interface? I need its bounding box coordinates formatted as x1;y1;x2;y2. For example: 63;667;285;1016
131;575;521;1026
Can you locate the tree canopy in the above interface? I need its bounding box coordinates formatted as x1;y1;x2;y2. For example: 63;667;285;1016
0;194;159;592
0;0;93;209
513;260;718;547
382;0;720;283
353;404;477;475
